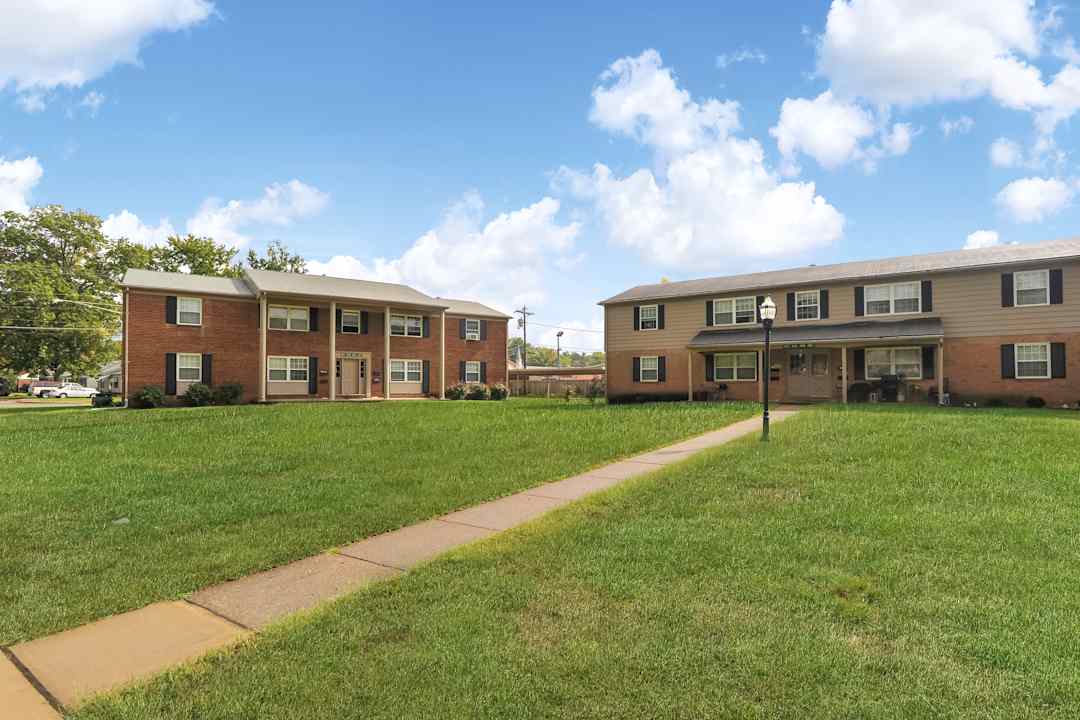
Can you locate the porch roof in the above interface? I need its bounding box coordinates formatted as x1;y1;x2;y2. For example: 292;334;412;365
688;317;944;348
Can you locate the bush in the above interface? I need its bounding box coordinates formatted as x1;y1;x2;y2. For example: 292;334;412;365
92;392;115;408
489;383;510;400
132;385;165;409
986;397;1007;408
445;383;467;400
182;383;213;407
211;383;244;405
465;384;490;401
1025;396;1046;408
583;377;606;404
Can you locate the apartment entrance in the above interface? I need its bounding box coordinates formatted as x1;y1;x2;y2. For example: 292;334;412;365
787;349;832;400
336;352;370;397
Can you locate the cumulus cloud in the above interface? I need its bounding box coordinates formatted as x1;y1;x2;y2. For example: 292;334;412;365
716;48;768;69
0;156;43;213
559;50;844;271
939;115;975;137
185;180;330;247
963;229;1001;249
102;209;176;247
989;137;1024;167
307;192;580;312
995;176;1075;222
80;90;105;117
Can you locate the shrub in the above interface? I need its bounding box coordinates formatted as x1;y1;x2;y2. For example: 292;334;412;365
986;397;1007;408
465;384;490;401
583;377;606;404
211;383;244;405
1025;396;1046;408
92;392;115;408
563;385;577;402
132;385;165;409
489;383;510;400
445;383;467;400
182;383;213;407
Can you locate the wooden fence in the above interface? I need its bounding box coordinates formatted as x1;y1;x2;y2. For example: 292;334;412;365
510;378;598;397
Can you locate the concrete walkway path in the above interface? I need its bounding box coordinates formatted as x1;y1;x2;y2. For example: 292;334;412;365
3;409;798;716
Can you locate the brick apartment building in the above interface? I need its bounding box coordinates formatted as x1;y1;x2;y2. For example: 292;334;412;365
601;238;1080;406
121;268;509;403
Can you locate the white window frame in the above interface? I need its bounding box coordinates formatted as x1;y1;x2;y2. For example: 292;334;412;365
1014;269;1050;307
177;297;202;326
1015;342;1051;379
464;360;481;383
465;318;481;341
713;352;757;382
392;359;423;383
864;281;921;316
267;356;308;382
795;290;820;321
640;356;659;382
864;346;923;380
638;304;658;331
390;313;424;337
340;309;361;334
269;305;309;332
177;353;202;382
713;296;756;326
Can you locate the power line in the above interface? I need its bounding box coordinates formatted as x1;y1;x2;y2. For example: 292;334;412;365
527;321;603;335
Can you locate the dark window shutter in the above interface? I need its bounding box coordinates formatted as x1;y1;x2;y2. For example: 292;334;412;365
755;295;764;323
819;290;829;319
421;360;431;394
786;292;796;321
657;304;665;330
459;319;467;339
336;308;342;332
165;353;177;394
1051;342;1066;378
360;311;369;334
1001;344;1016;379
853;349;865;381
480;320;488;341
705;300;714;326
202;354;213;386
480;361;487;384
165;296;177;324
657;356;666;383
632;356;641;383
921;346;935;379
308;357;318;394
422;316;430;337
459;361;466;382
854;287;864;317
309;308;319;332
1001;274;1014;307
921;280;933;312
704;353;714;382
1050;269;1064;305
633;306;641;331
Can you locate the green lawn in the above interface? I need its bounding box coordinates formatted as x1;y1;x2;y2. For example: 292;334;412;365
74;405;1080;719
0;399;755;644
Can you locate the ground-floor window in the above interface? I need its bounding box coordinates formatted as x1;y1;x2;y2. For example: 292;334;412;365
177;353;202;382
639;356;659;382
268;356;308;382
1015;342;1050;378
391;359;423;382
464;360;481;383
865;347;922;379
715;352;757;381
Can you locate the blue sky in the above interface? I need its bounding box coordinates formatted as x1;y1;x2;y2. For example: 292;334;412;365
4;1;1080;352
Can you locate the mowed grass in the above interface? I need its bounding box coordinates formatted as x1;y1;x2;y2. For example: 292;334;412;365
75;405;1080;719
0;398;755;644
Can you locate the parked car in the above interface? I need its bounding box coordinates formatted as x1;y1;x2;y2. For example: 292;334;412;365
29;383;60;397
0;378;8;396
41;383;98;399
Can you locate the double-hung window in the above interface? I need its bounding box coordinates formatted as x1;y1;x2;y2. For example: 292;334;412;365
465;360;481;383
1015;343;1050;378
714;297;756;325
795;291;820;320
341;310;361;334
177;353;202;381
865;347;922;380
714;352;757;381
1015;270;1049;306
865;282;920;315
390;314;423;337
269;306;308;331
639;305;658;330
465;318;481;341
391;359;423;382
177;297;202;326
267;356;308;381
640;356;659;382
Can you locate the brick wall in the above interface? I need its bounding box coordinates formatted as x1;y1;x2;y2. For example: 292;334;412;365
445;316;508;388
944;334;1078;406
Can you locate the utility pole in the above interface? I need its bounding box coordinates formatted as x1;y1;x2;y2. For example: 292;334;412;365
514;305;534;369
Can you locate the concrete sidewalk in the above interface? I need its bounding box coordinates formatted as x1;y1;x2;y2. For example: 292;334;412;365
3;409;798;716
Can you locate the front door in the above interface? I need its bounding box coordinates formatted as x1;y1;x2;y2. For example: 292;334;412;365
338;358;360;395
787;350;832;399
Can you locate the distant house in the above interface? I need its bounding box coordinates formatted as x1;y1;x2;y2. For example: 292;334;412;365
97;361;123;394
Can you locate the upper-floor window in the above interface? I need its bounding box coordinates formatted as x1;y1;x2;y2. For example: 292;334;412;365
341;310;361;334
865;281;920;315
465;318;481;341
390;314;423;337
795;290;820;321
391;359;423;382
177;353;202;381
640;356;659;382
714;297;756;325
177;297;202;326
464;360;481;383
865;347;922;380
1015;270;1049;306
269;305;309;332
1015;342;1050;378
639;304;658;330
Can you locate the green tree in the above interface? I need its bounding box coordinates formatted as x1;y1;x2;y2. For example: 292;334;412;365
152;234;243;277
507;338;603;368
247;239;306;273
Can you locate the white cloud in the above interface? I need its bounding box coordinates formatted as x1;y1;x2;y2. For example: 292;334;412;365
559;50;844;271
16;91;46;113
939;115;975;136
995;176;1075;222
0;156;43;213
0;1;214;95
307;192;580;312
185;179;330;247
963;229;1001;249
989;137;1024;167
80;90;105;117
102;209;176;246
716;48;767;69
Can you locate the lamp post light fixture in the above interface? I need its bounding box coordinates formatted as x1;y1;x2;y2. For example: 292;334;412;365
759;296;777;441
556;330;564;368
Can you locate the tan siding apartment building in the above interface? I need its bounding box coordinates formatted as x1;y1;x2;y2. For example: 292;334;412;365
601;239;1080;406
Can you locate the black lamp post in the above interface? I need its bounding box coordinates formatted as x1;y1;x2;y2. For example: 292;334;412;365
759;296;777;441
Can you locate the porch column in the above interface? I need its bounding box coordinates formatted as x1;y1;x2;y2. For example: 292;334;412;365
841;345;848;404
439;310;446;399
258;294;267;402
384;306;391;399
329;301;336;401
687;350;693;401
938;339;945;404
